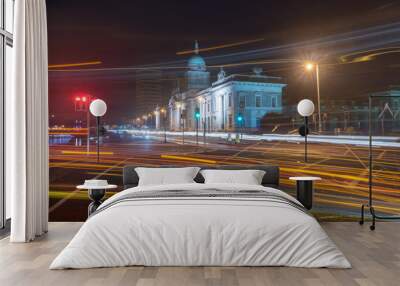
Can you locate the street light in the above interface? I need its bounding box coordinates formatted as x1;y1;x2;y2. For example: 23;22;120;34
89;99;107;163
305;62;314;71
297;99;315;163
74;94;92;154
142;115;148;127
197;97;207;144
237;114;244;140
176;102;184;144
160;108;167;143
195;107;200;145
304;62;322;133
147;113;153;129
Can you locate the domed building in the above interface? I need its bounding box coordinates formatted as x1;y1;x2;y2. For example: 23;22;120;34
188;55;206;71
166;41;286;132
186;41;210;90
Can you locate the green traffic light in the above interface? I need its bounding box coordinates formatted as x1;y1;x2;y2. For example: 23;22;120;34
195;112;200;119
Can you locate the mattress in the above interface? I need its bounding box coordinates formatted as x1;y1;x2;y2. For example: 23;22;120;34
50;183;351;269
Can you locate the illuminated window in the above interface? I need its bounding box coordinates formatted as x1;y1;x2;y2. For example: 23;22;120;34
239;94;246;108
271;95;277;108
255;95;261;107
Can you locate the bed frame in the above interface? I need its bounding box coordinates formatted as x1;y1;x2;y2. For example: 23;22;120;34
123;165;280;189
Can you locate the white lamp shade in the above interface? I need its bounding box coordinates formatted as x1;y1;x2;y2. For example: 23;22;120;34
89;99;107;117
297;99;315;117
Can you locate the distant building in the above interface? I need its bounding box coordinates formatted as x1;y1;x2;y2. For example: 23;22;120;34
135;70;163;116
269;87;400;135
370;86;400;110
167;42;286;132
322;87;400;133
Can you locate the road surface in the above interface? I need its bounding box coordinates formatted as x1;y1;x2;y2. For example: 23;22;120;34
49;132;400;221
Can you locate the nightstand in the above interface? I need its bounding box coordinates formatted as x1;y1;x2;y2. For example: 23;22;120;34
77;183;117;216
289;177;321;210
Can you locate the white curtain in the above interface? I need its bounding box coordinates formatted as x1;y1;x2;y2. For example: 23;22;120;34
9;0;49;242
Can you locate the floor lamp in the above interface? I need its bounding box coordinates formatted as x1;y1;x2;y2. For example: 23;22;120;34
359;94;400;230
89;99;107;163
297;99;315;163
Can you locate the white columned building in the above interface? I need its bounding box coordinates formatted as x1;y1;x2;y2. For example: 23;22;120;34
168;42;286;132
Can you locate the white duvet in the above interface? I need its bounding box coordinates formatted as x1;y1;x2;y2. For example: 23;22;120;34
50;183;351;269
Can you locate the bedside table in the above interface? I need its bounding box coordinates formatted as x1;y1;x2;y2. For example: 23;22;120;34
289;177;321;210
77;184;117;216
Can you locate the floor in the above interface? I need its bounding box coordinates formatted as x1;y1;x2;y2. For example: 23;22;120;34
0;222;399;286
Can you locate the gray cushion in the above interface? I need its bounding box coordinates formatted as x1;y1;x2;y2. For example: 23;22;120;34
123;165;279;189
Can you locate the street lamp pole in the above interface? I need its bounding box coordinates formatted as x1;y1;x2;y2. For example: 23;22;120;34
195;107;200;145
164;113;167;143
89;99;107;163
304;116;308;163
305;62;322;133
196;118;199;145
182;116;185;144
203;100;206;145
297;99;315;163
203;120;206;145
96;116;100;162
161;108;167;143
180;107;185;144
316;64;322;133
86;99;90;154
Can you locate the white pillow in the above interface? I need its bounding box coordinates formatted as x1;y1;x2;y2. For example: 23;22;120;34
135;167;200;186
200;169;266;185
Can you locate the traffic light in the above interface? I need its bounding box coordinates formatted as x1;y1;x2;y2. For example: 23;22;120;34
195;108;200;120
298;125;309;137
100;126;107;136
74;94;90;112
237;114;243;122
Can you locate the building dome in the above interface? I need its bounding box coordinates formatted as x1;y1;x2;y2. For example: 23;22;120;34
187;40;206;71
188;54;206;71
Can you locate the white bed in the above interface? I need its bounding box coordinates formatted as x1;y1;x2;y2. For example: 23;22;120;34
50;183;351;269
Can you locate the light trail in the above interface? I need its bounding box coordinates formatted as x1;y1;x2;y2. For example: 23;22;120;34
49;135;400;220
47;22;400;79
160;154;216;164
316;198;400;214
48;61;102;68
50;132;87;135
176;38;265;55
281;167;370;182
339;47;400;63
47;59;298;73
86;172;122;177
49;190;117;200
61;151;114;155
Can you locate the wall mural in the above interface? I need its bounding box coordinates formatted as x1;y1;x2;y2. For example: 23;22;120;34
47;0;400;222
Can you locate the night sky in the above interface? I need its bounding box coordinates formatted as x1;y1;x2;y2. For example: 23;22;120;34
46;0;400;124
